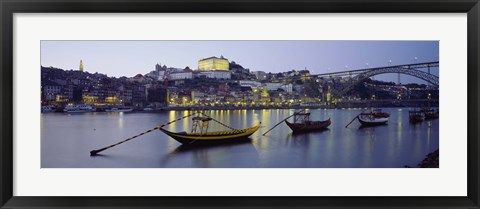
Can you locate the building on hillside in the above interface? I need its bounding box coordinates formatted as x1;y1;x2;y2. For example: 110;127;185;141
282;83;293;93
198;56;229;71
195;70;231;79
239;80;261;88
191;91;205;103
253;71;267;80
265;83;284;91
169;71;193;80
43;81;63;102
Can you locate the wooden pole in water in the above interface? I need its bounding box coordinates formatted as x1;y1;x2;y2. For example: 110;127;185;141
262;109;305;136
345;115;359;128
90;111;198;156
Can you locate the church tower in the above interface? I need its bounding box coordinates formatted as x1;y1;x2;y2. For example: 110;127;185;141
79;60;84;72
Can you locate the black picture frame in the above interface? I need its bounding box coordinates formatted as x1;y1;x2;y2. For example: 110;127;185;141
1;0;479;208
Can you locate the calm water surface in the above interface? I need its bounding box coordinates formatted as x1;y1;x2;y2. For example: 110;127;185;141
41;108;439;168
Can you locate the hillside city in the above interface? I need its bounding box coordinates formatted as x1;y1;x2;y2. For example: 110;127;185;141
41;56;438;110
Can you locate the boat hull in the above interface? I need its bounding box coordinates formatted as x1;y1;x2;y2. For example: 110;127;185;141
106;109;133;112
425;112;439;119
409;115;425;123
159;124;261;146
285;118;331;132
64;110;95;113
357;116;388;126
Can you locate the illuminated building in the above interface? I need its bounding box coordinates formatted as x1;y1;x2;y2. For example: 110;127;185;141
198;56;229;71
79;60;84;72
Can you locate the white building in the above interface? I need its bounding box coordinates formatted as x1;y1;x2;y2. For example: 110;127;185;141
239;80;261;88
168;72;193;80
265;83;284;91
157;70;166;81
196;70;231;79
282;83;293;93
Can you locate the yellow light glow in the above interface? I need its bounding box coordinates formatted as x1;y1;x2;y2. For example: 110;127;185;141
198;57;229;71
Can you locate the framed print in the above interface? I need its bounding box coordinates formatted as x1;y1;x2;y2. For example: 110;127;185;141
1;0;479;208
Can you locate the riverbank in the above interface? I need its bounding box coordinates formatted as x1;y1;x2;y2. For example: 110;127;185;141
154;102;438;112
417;149;439;168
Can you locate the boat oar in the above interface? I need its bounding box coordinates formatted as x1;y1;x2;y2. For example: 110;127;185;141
90;111;198;156
345;115;359;128
89;126;160;156
262;110;305;136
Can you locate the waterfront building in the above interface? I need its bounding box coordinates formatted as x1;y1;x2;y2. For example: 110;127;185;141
43;81;63;101
206;94;217;102
191;91;205;103
198;56;229;71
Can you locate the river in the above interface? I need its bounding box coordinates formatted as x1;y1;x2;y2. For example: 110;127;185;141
41;108;439;168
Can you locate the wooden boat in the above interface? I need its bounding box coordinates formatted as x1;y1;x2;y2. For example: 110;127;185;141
284;112;331;132
357;109;389;126
421;108;439;119
409;110;425;123
158;116;261;145
371;109;390;118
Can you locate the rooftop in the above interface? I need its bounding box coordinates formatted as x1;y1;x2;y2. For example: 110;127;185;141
199;56;228;61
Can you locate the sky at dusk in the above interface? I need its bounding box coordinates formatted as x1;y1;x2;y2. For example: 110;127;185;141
41;41;439;84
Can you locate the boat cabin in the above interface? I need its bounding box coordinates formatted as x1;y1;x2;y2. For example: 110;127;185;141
293;112;311;123
191;116;212;134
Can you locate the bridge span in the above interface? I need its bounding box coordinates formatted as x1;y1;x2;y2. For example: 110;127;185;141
312;61;439;86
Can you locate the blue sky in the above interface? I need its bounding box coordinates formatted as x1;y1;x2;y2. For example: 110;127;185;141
41;40;438;83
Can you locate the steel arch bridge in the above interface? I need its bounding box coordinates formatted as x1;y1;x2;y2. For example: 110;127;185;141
313;61;439;96
315;61;439;86
355;65;439;86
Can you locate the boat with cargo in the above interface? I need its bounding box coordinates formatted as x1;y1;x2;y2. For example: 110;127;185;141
158;115;261;146
357;108;390;126
284;112;331;132
409;110;425;123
